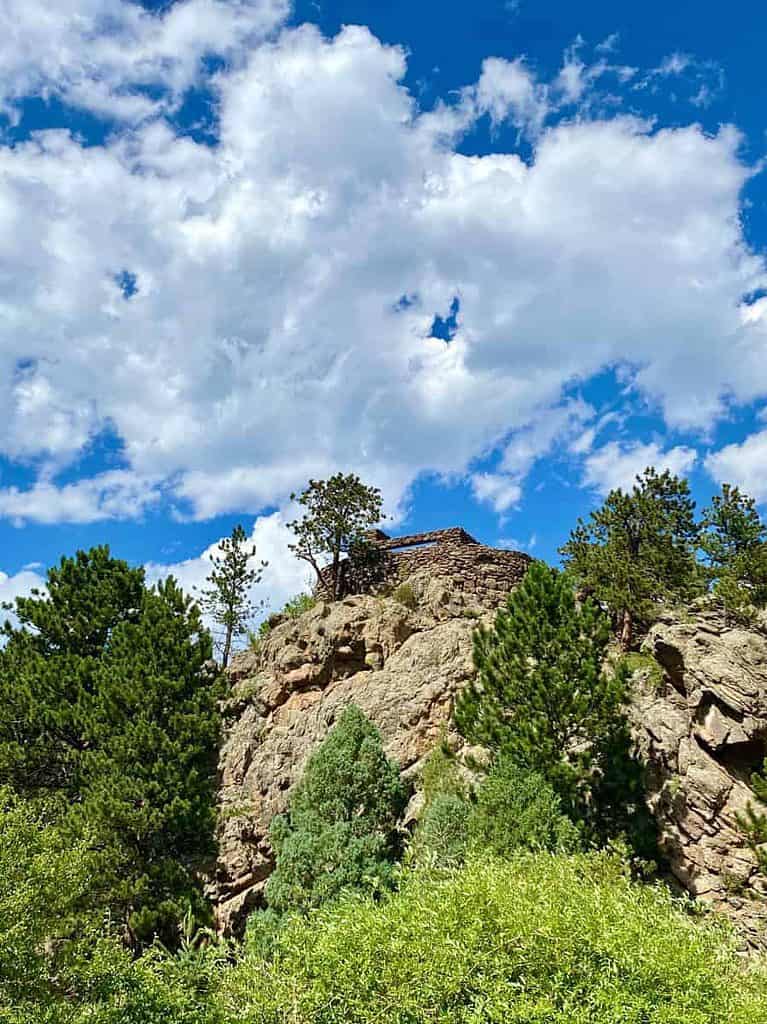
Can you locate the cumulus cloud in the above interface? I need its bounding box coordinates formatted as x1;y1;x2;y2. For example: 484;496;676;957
470;472;523;513
0;0;288;123
0;471;161;525
582;441;698;495
145;509;311;639
0;567;46;629
705;430;767;503
0;16;764;524
472;398;594;512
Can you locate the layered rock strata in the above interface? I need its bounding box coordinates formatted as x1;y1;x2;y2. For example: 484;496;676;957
633;607;767;945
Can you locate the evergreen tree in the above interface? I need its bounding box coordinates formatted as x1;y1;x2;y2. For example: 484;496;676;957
0;548;220;947
467;757;580;857
197;524;267;667
560;467;700;649
454;562;631;833
738;758;767;876
265;705;406;915
700;483;767;618
287;474;385;600
0;546;145;795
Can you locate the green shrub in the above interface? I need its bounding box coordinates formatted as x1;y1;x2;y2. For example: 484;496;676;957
469;756;581;856
282;592;316;618
419;739;466;805
265;705;407;915
391;582;417;610
250;595;316;651
411;793;470;868
0;791;225;1024
221;854;767;1023
620;651;665;691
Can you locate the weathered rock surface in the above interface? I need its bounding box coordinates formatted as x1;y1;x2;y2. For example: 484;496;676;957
633;606;767;945
214;569;494;934
215;564;767;946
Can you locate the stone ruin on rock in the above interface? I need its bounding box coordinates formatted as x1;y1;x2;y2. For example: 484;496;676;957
318;525;533;604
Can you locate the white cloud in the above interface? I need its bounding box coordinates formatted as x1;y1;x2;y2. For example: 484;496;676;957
470;472;522;513
145;509;311;639
474;57;549;134
595;33;620;55
705;430;767;503
0;18;764;523
582;441;698;495
472;398;594;512
0;471;161;524
0;567;46;629
0;0;288;123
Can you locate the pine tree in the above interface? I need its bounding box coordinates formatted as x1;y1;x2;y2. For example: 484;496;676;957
454;562;629;829
738;759;767;876
560;467;700;649
265;705;406;915
0;548;220;947
0;546;145;795
197;524;267;667
287;474;385;600
700;483;767;618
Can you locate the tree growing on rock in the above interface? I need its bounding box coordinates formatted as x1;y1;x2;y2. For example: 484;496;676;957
287;473;385;600
454;562;650;850
0;547;221;948
265;704;407;915
560;467;700;650
738;756;767;876
197;524;267;667
700;484;767;619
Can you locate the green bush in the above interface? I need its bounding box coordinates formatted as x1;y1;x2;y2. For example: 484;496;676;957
468;756;581;856
391;582;417;609
265;705;407;915
411;792;470;868
250;595;316;651
222;854;767;1023
282;592;316;618
0;791;225;1024
419;739;466;805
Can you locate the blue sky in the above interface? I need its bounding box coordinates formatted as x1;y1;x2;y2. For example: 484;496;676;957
1;0;766;619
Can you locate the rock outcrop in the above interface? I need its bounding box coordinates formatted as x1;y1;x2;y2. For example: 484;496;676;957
214;567;501;934
633;606;767;945
215;553;767;946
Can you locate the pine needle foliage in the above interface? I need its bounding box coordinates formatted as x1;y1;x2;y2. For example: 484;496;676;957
454;562;648;847
196;524;267;667
265;705;407;915
738;757;767;876
287;474;384;600
560;467;700;649
700;483;767;619
0;548;221;948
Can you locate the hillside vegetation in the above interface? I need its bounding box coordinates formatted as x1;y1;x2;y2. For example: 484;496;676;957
4;470;767;1021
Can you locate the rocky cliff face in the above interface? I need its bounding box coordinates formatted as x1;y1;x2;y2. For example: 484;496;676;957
633;607;767;945
215;571;767;946
214;568;491;934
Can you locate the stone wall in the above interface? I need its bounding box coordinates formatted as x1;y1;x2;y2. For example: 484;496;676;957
319;527;532;602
